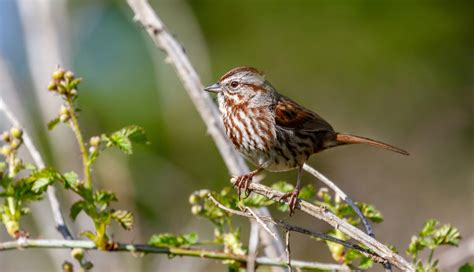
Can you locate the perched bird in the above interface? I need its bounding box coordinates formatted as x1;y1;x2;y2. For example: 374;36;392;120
205;67;408;213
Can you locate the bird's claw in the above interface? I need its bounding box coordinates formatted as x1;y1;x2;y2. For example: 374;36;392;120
279;190;300;216
232;173;254;199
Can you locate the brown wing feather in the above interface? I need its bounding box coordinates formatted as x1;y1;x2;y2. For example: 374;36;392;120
274;96;334;132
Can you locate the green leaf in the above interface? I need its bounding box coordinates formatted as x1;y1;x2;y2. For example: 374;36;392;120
70;200;86;220
63;172;79;189
112;210;134;230
459;263;474;272
94;190;117;205
121;125;148;144
358;256;374;269
432;224;461;247
421;219;439;236
148;232;199;248
47;117;61;130
407;235;424;257
106;126;148;155
298;184;315;200
358;202;383;223
32;178;52;193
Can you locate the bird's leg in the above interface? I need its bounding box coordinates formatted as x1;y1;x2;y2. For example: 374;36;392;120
279;166;303;216
232;167;263;199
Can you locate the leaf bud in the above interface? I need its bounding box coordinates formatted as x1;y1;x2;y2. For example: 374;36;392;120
71;248;84;261
52;68;65;80
47;81;58;91
65;71;75;81
1;132;10;142
10;127;23;139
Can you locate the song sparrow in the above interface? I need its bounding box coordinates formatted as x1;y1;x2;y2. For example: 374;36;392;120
205;67;408;214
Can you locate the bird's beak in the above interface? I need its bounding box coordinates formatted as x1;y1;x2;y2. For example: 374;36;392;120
204;82;222;93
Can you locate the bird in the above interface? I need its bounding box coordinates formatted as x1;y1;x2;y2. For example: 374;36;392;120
204;66;408;214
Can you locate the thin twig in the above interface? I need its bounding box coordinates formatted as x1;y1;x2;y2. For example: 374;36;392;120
0;96;73;240
208;194;387;266
126;0;286;264
243;206;279;242
0;239;347;271
303;164;374;237
230;182;415;271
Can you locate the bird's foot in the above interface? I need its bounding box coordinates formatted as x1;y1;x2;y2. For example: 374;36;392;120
279;189;300;216
231;173;256;199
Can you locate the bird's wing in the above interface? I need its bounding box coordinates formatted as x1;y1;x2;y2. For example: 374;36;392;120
274;95;334;132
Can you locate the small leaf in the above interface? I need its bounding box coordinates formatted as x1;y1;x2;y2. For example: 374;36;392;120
47;117;61;130
63;171;79;189
32;177;52;193
298;184;315;200
420;219;439;236
432;224;461;247
112;210;134;230
358;256;374;269
70;200;86;220
106;126;148;155
94;190;117;205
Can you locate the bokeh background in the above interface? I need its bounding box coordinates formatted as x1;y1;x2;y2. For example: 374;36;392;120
0;0;472;271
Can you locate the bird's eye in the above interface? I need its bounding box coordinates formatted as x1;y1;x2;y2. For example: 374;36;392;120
230;81;239;88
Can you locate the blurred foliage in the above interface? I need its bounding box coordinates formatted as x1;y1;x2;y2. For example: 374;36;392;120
407;219;461;272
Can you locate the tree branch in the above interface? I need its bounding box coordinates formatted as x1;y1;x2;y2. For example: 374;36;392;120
209;194;388;267
126;0;286;263
0;239;347;271
237;182;415;271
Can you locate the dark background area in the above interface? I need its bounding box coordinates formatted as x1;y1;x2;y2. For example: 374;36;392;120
0;0;472;271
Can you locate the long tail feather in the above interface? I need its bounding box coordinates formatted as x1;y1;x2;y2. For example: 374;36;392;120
335;133;409;155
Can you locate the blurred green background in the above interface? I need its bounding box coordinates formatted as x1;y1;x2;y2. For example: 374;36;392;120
0;0;472;271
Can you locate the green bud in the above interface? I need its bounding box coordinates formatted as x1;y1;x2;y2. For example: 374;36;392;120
65;71;75;81
89;136;100;147
189;194;199;204
47;81;58;91
62;261;73;272
71;248;84;261
10;127;23;139
1;132;10;142
88;146;97;154
52;68;65;80
10;139;22;149
70;89;78;97
198;189;210;198
191;205;202;215
1;145;12;156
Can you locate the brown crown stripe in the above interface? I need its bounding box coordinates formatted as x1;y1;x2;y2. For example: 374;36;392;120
219;67;264;81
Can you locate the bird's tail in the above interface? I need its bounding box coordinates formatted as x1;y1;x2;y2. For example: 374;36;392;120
334;133;409;155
